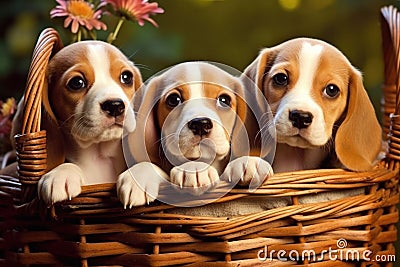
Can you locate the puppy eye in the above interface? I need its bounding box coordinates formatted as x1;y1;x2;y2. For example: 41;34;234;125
272;73;289;86
67;76;86;91
166;93;182;108
217;94;232;108
120;71;133;85
324;84;340;98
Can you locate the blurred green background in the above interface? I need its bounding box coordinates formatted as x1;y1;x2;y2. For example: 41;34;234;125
0;0;399;112
0;0;399;259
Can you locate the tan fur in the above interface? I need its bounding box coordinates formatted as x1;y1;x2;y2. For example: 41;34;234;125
335;70;382;170
130;62;248;172
242;38;382;171
133;62;247;174
118;62;273;207
12;40;142;204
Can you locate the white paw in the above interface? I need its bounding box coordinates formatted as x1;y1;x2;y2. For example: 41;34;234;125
38;163;84;205
117;162;167;209
221;156;273;191
170;161;220;195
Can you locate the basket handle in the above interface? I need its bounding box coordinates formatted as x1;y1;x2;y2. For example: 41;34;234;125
22;28;63;133
15;28;63;204
380;6;400;167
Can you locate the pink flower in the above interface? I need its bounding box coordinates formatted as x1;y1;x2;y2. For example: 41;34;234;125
102;0;164;27
50;0;107;34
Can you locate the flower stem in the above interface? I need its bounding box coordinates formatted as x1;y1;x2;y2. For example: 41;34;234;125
77;29;82;42
108;17;126;43
89;30;97;40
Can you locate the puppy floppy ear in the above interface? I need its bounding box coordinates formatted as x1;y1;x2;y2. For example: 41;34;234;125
234;79;247;124
128;76;162;165
241;50;271;142
230;78;251;158
42;63;66;171
242;48;273;91
335;69;382;171
132;64;143;91
42;75;58;123
241;48;277;159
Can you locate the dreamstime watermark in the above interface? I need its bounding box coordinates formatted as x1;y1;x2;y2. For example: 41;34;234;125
257;238;396;263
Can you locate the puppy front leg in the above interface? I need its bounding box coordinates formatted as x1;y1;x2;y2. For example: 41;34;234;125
38;163;84;205
222;156;273;191
117;162;168;209
170;162;220;196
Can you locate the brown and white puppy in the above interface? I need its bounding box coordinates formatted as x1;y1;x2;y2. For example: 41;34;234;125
12;41;142;204
117;62;273;208
242;38;382;172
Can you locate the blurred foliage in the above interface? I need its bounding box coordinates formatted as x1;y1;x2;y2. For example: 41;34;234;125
0;0;398;115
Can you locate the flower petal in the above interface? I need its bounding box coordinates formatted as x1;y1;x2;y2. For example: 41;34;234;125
51;0;109;34
71;19;80;33
102;0;163;27
64;16;72;28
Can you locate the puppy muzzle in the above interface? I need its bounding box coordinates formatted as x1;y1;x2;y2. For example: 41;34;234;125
275;110;327;148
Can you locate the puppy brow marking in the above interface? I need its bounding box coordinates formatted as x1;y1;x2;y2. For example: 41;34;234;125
87;44;110;86
185;64;204;99
296;42;323;93
277;42;324;109
282;42;324;114
189;84;204;99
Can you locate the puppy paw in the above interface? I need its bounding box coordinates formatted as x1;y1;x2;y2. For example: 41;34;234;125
221;156;273;191
117;162;167;209
38;163;84;205
170;162;219;195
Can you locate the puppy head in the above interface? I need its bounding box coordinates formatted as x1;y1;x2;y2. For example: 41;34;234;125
243;38;381;171
132;62;247;169
44;40;142;148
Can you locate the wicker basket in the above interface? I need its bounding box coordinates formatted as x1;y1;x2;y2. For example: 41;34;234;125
0;6;399;267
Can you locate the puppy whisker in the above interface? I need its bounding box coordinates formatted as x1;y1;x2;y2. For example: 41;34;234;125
126;49;139;59
321;137;335;153
157;133;180;166
256;120;276;142
158;133;178;150
253;112;275;146
259;111;274;124
58;111;84;128
71;115;95;139
324;123;341;153
135;63;151;72
125;50;151;72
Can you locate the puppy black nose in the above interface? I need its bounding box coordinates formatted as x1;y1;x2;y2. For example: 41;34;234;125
188;117;213;136
101;99;125;117
289;110;313;129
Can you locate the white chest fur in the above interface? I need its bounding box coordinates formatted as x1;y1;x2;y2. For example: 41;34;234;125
72;140;125;184
273;143;328;172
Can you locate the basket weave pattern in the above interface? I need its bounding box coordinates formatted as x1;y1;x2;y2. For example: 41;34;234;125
0;7;399;267
14;28;63;204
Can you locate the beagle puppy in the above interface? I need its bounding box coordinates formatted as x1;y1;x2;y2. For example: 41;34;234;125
242;38;382;172
12;40;142;204
117;62;273;208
